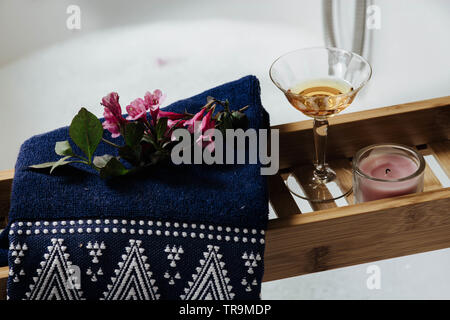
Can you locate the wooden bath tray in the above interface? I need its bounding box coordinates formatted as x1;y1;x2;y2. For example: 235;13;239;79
0;96;449;299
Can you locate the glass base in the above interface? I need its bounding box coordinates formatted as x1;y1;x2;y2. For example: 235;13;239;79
285;165;352;203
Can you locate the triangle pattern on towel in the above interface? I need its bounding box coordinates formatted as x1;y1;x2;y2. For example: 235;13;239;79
181;245;234;300
103;239;160;300
26;238;83;300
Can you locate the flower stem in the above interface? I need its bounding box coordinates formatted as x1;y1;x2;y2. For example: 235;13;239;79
89;163;100;172
102;138;121;148
239;105;249;112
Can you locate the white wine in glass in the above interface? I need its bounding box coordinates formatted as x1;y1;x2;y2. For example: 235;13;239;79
270;47;372;203
287;78;354;118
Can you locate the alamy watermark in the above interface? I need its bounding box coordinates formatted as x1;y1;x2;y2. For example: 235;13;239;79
66;264;81;290
366;5;381;30
171;124;279;175
65;4;380;32
66;5;81;30
366;265;381;290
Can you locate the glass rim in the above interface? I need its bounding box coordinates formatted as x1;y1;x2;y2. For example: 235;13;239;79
352;143;426;183
269;46;373;98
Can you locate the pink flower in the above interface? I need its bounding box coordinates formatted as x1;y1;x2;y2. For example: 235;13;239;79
168;119;185;133
150;108;185;127
158;110;185;120
101;92;126;137
195;109;216;152
148;105;159;126
183;108;206;133
103;109;122;138
144;89;166;109
101;92;126;123
144;90;166;125
126;98;147;121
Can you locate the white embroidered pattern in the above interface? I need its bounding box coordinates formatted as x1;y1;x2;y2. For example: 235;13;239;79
181;245;234;300
9;220;265;244
102;239;160;300
240;251;261;292
9;219;266;300
26;238;84;300
85;241;106;282
164;245;183;286
9;241;28;283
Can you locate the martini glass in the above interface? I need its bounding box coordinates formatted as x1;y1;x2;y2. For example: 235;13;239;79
270;47;372;202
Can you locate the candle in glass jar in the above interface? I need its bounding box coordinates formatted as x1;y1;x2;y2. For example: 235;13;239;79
353;144;425;203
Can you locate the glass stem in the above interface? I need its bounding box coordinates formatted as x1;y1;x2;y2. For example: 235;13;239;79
313;118;329;180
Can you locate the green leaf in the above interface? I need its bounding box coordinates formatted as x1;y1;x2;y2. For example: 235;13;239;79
29;162;58;169
155;117;168;141
149;150;169;164
50;156;74;174
119;145;142;166
29;156;85;173
99;158;129;179
141;134;159;150
93;154;114;169
69;107;103;164
124;122;145;147
231;111;249;130
217;112;234;134
162;141;175;149
224;99;231;112
55;140;75;157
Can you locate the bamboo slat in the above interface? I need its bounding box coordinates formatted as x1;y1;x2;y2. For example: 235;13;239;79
268;174;301;217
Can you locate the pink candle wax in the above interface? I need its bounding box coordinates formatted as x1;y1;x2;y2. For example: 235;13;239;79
355;153;423;202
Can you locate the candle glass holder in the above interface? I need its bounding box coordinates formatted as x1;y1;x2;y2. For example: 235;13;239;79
353;144;425;203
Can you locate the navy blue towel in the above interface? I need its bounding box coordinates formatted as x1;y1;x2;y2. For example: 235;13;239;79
1;75;270;300
0;248;7;267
